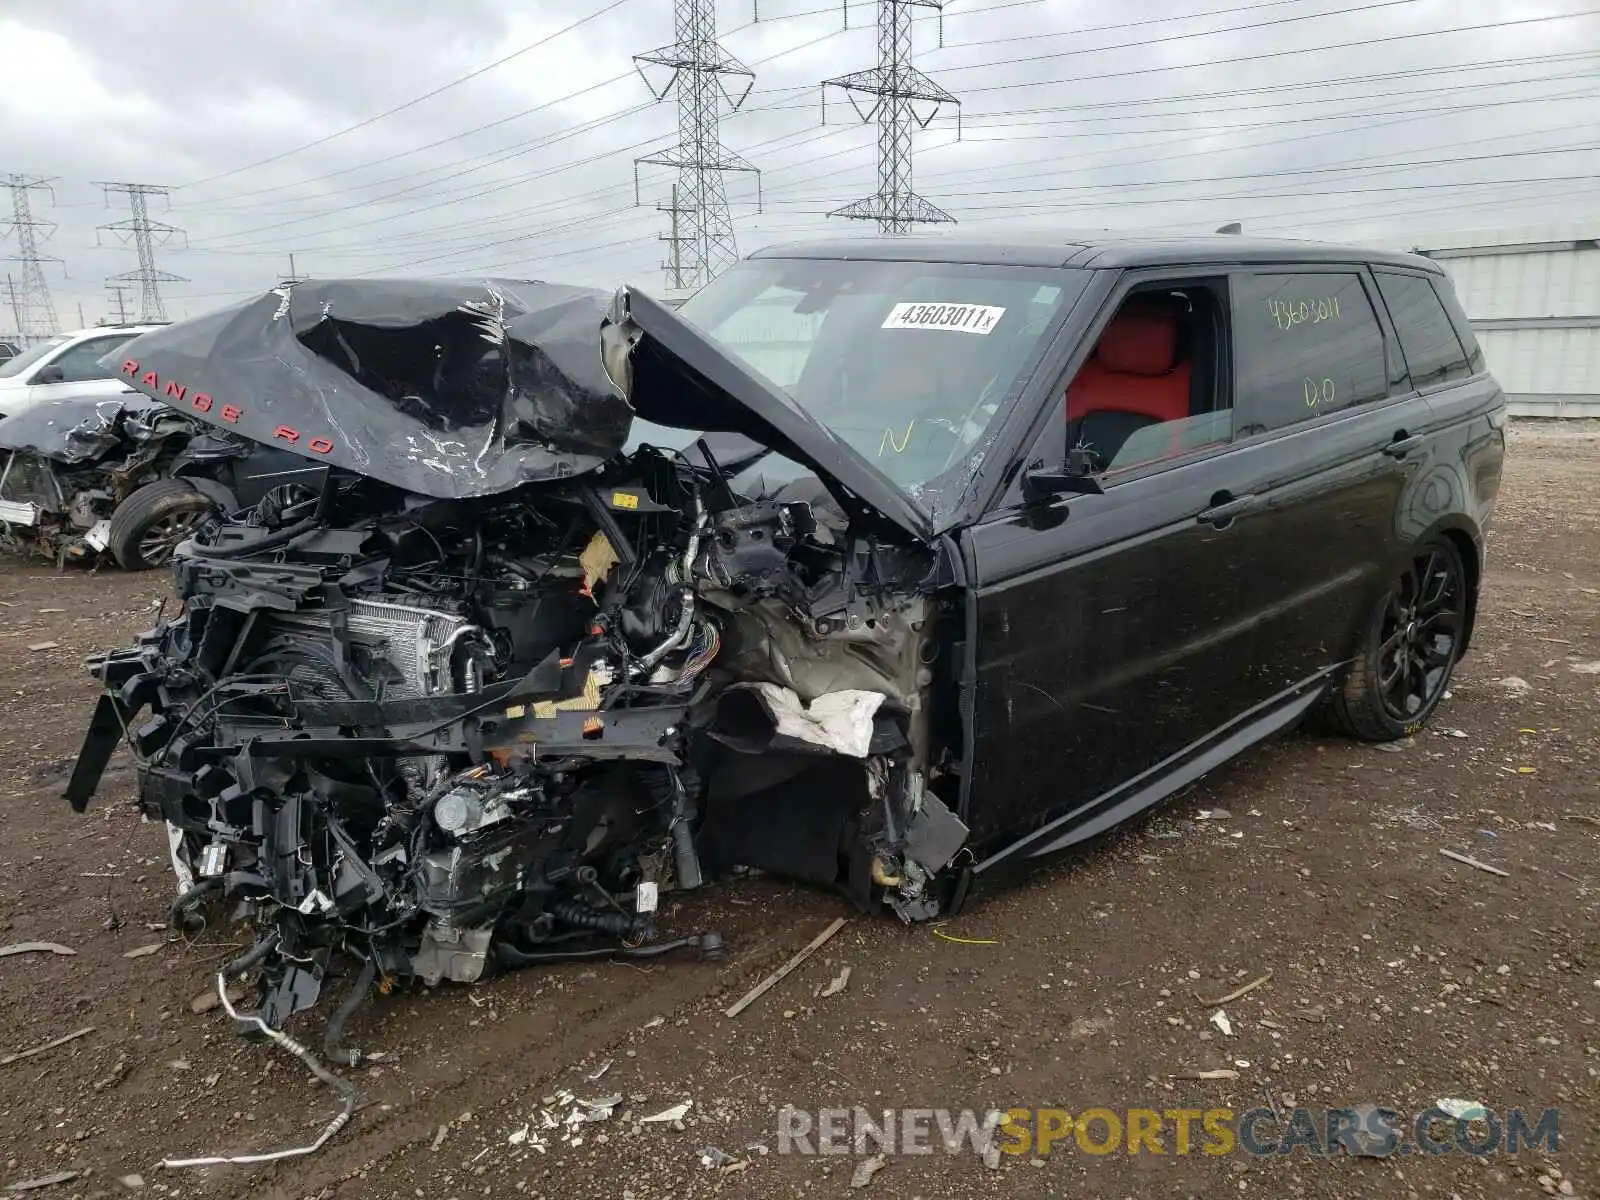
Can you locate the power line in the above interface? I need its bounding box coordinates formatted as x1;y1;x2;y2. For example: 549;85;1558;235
182;26;846;252
179;0;636;190
0;173;61;340
192;72;1588;281
179;6;1583;251
95;183;188;323
175;0;1299;216
186;57;1593;279
173;0;1032;209
953;7;1600;97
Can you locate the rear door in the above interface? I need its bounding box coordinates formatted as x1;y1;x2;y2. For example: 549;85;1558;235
1369;267;1506;548
1223;264;1431;687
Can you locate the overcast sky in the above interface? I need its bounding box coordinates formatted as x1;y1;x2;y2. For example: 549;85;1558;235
0;0;1596;331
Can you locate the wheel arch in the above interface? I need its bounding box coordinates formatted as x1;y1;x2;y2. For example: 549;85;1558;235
1412;517;1483;656
171;469;240;514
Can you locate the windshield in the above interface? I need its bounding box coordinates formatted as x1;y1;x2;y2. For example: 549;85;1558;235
668;257;1087;520
0;335;69;380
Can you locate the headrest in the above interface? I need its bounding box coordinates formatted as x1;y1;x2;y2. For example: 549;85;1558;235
1094;301;1179;376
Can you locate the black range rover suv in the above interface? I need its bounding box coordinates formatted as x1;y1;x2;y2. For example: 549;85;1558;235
65;234;1504;1031
657;232;1506;859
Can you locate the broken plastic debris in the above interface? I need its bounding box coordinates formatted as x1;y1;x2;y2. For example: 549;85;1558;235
1495;676;1532;696
122;943;162;959
1437;1097;1488;1121
820;966;852;998
1171;1068;1239;1081
1196;808;1231;821
850;1154;888;1188
641;1100;693;1123
586;1058;614;1082
635;881;659;914
1210;1010;1234;1036
700;1146;735;1168
572;1094;622;1123
509;1124;530;1146
641;1015;665;1030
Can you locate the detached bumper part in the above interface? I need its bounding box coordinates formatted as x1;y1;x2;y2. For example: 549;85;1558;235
0;499;41;526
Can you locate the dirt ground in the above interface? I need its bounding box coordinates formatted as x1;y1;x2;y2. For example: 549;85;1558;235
1;421;1595;1200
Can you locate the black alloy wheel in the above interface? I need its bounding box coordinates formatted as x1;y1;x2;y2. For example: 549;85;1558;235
1325;536;1468;741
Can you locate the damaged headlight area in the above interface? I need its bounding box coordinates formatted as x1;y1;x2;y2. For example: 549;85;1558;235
66;446;971;1039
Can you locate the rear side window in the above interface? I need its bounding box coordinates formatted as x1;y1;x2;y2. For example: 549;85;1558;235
1373;271;1473;387
1231;271;1389;433
1426;273;1486;374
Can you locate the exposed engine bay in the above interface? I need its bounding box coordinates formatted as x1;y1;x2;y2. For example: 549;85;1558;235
68;428;971;1047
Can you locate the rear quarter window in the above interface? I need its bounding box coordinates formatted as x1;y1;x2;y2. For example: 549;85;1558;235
1231;270;1389;434
1373;270;1474;387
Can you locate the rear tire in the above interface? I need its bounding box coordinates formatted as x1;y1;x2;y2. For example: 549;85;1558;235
108;479;217;571
1326;536;1469;742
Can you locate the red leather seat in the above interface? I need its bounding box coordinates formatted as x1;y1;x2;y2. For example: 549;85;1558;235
1065;302;1191;426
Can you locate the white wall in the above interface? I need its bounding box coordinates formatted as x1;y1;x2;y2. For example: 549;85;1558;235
1374;225;1600;415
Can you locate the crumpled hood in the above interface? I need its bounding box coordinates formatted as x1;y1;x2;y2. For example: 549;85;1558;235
99;278;636;500
600;287;932;543
0;393;187;464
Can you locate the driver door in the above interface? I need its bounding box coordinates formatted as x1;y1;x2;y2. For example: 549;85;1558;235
960;274;1282;858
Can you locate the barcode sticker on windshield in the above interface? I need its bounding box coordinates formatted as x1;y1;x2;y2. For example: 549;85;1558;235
881;302;1006;334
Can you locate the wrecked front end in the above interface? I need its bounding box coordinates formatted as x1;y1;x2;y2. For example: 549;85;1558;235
0;394;198;565
66;278;972;1040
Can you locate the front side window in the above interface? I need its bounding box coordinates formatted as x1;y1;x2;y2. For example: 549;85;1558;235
1063;281;1233;476
0;335;69;379
1374;270;1475;387
675;258;1089;518
44;334;140;384
1232;270;1388;434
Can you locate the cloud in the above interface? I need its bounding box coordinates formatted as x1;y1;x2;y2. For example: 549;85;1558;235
0;0;1596;331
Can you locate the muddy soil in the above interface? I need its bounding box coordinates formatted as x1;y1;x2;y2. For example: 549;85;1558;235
0;421;1595;1200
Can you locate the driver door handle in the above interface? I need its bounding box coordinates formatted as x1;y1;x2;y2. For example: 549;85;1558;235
1197;490;1258;528
1383;433;1424;459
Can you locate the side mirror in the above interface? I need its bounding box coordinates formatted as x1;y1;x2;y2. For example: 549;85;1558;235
1022;448;1103;500
32;364;65;385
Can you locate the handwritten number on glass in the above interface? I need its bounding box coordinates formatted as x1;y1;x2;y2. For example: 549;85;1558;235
1269;295;1342;332
1303;377;1336;409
